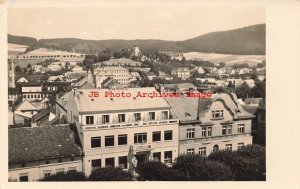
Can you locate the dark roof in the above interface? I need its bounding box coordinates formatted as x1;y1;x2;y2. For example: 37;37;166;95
9;125;83;164
32;109;50;122
244;98;262;105
242;105;259;115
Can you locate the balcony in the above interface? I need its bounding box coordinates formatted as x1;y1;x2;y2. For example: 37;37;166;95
81;119;179;131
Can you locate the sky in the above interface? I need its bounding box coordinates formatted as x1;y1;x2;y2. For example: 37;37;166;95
8;7;265;41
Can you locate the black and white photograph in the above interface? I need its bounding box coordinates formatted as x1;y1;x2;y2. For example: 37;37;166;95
3;0;300;187
6;4;268;182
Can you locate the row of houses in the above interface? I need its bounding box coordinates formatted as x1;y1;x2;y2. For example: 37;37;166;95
9;87;256;181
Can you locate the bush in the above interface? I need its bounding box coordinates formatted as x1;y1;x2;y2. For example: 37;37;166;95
137;161;168;181
39;171;87;181
88;167;133;181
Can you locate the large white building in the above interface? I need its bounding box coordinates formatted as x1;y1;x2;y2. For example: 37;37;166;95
94;66;130;85
66;87;179;175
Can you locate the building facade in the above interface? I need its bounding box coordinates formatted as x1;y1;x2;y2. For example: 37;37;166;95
171;67;190;80
66;88;179;175
8;125;83;182
94;66;129;85
166;93;253;156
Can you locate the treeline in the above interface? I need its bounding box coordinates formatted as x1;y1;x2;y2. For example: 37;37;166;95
8;34;37;46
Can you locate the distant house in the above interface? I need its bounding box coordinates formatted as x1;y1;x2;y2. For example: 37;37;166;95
196;78;216;84
21;83;45;101
31;65;43;73
129;72;141;82
72;76;95;89
8;125;83;182
31;108;62;127
171;67;190;80
162;83;197;94
48;75;64;82
197;67;205;74
94;66;130;85
17;77;29;83
48;64;62;71
147;72;157;80
72;66;84;73
244;79;256;88
65;72;87;82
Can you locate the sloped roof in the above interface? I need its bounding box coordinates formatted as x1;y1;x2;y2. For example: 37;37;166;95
73;87;171;113
165;93;253;122
15;100;37;112
9;125;83;164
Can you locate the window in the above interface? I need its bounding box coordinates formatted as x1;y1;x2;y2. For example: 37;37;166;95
134;113;141;121
212;110;224;119
118;114;125;123
56;168;64;174
164;130;173;141
225;144;232;151
134;133;147;144
153;152;161;161
238;124;245;134
187;128;195;139
201;127;207;137
207;127;212;137
164;151;172;163
105;157;115;167
222;125;232;135
237;142;244;150
161;111;168;119
91;159;101;169
152;131;161;142
102;115;110;124
19;173;28;182
118;134;127;145
199;147;206;156
187;148;195;155
91;137;101;148
105;136;114;147
86;116;94;125
149;112;155;120
118;156;127;169
227;125;232;135
43;170;51;177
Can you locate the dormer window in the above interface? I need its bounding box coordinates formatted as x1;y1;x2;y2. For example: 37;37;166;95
212;110;224;119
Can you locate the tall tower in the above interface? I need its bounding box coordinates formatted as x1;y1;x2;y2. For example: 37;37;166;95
9;58;16;88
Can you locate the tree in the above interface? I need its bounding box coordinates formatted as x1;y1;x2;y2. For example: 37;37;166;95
98;48;111;62
15;65;22;74
235;82;252;99
173;154;234;181
88;167;133;181
39;171;87;181
137;161;168;181
208;144;266;181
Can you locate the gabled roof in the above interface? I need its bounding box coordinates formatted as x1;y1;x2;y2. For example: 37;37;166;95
9;125;83;164
165;93;253;122
15;100;37;112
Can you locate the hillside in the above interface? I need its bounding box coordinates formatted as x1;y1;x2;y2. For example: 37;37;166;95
8;34;37;47
8;24;266;55
177;24;266;55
